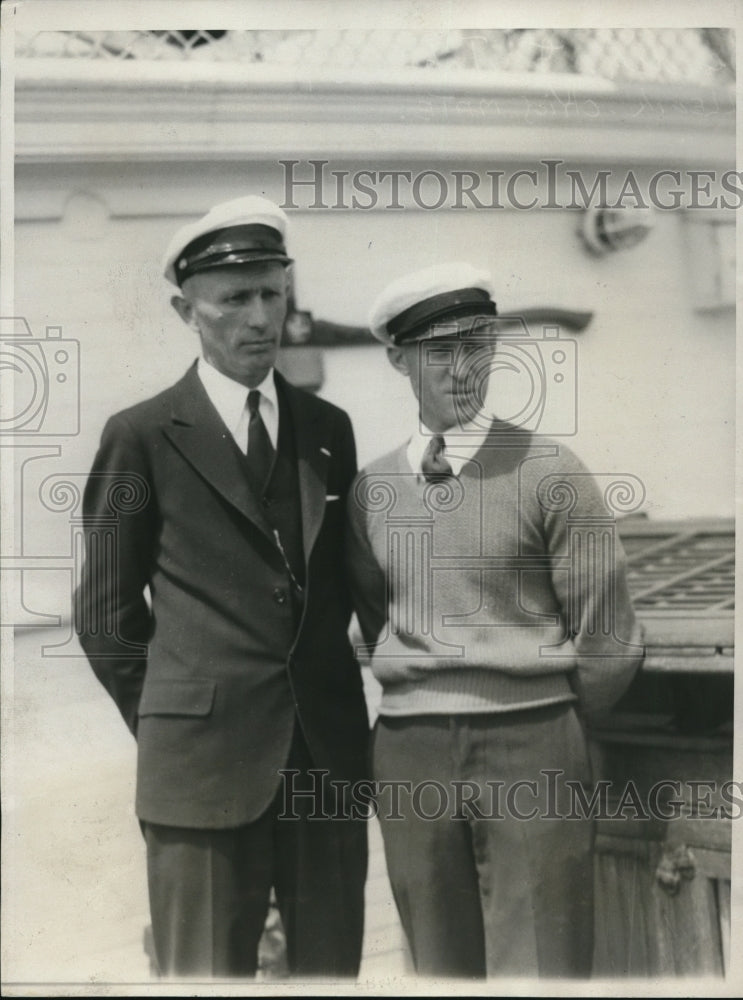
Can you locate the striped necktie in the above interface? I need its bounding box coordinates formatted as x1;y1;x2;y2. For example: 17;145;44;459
421;434;453;482
246;389;275;491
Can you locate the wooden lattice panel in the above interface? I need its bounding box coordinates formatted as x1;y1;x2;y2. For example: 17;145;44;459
621;524;734;613
617;518;735;671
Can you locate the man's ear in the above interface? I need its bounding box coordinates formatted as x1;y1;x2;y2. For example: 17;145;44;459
386;344;410;376
171;294;197;330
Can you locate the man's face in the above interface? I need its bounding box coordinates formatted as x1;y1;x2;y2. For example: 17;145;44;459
388;318;496;432
172;262;288;388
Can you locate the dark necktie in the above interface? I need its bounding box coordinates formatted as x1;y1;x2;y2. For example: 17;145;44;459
421;434;453;482
247;389;275;492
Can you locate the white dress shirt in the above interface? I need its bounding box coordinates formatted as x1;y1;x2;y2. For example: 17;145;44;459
197;357;279;453
406;415;492;479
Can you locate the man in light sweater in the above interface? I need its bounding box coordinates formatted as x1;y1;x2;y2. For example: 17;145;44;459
346;262;644;979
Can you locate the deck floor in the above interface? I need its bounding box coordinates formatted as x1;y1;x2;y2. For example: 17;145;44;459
3;628;412;990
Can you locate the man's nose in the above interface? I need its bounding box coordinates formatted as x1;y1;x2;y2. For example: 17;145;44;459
245;297;269;329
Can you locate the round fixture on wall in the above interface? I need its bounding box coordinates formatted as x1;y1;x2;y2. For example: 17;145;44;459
580;206;655;255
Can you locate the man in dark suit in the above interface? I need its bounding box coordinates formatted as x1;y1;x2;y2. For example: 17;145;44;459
75;196;370;979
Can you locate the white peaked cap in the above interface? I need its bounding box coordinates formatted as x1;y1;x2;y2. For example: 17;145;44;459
162;195;291;286
368;261;496;345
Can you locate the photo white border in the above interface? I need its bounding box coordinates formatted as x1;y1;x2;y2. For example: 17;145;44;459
1;1;740;996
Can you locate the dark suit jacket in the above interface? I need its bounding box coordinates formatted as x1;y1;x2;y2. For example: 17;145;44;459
75;364;369;828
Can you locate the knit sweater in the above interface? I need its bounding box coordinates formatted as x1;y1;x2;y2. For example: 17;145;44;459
346;421;644;719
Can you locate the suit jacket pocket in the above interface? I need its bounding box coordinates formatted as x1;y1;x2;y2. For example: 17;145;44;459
138;678;217;718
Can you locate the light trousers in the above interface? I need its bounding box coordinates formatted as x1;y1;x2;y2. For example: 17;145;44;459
373;702;594;979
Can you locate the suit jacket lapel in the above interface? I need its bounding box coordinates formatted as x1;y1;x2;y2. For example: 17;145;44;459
275;372;329;560
162;366;275;541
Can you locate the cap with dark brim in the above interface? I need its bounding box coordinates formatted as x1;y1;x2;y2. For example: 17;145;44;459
388;287;496;344
176;223;293;285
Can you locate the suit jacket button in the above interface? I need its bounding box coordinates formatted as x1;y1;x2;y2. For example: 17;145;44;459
262;496;272;508
273;587;287;605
